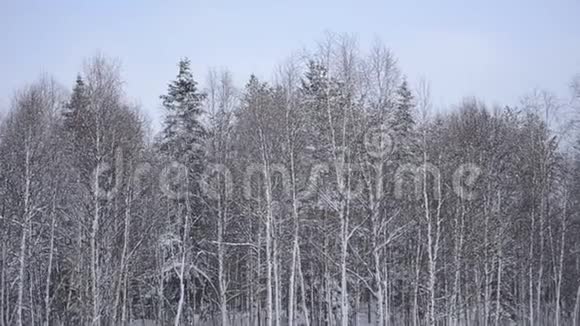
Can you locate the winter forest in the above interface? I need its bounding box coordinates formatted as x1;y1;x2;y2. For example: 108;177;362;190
1;34;580;326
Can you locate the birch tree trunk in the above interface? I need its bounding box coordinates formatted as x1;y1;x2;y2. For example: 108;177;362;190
218;205;228;326
287;113;300;326
0;239;5;326
452;195;465;326
174;201;189;326
17;142;32;326
44;195;57;326
495;244;503;326
573;283;580;326
423;147;441;326
413;228;421;326
262;153;274;326
529;209;535;326
297;247;310;326
274;231;281;326
483;196;490;326
554;187;568;326
536;196;545;326
494;191;503;326
91;114;101;326
114;185;131;323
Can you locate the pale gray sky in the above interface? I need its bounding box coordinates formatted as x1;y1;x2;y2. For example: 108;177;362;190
1;0;579;129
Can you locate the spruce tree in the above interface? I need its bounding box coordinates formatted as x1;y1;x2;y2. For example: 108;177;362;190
160;58;207;180
63;74;96;183
392;79;416;164
158;59;207;324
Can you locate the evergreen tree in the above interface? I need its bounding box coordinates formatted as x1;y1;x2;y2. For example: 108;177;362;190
300;60;346;160
158;58;208;325
392;79;416;164
62;75;96;183
63;75;89;131
160;58;207;175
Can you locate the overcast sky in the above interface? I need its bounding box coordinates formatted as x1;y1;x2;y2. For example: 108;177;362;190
1;0;579;129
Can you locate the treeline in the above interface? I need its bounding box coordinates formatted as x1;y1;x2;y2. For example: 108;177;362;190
0;35;580;326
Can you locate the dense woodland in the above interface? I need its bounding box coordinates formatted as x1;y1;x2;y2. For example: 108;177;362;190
1;35;580;326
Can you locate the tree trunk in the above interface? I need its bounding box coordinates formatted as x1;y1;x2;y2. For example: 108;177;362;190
340;207;349;326
17;145;32;326
297;246;310;326
175;200;190;326
555;190;567;326
263;160;274;326
495;250;502;326
413;229;421;326
44;197;57;326
0;240;5;326
91;125;101;326
218;210;228;326
115;188;132;323
288;226;298;326
573;283;580;326
274;234;281;326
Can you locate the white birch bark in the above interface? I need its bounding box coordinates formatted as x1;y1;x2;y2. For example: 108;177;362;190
16;140;31;326
174;201;189;326
44;195;57;326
